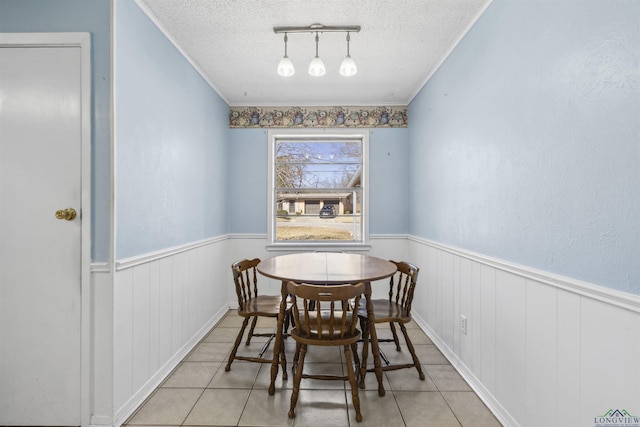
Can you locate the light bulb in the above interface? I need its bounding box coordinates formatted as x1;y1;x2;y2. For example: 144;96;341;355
308;57;326;77
340;56;357;77
277;56;295;77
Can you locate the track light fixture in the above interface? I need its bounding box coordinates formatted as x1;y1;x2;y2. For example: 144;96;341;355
273;23;361;78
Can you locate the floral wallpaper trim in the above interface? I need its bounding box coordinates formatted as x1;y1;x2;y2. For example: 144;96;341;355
229;106;408;128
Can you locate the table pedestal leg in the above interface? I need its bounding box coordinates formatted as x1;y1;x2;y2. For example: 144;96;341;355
268;280;288;395
364;282;385;396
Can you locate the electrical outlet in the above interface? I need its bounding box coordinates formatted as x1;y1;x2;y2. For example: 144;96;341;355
460;315;467;335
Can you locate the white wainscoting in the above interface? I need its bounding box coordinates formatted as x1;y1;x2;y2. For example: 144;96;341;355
111;237;230;426
101;234;408;426
99;233;637;427
89;263;114;427
408;236;640;427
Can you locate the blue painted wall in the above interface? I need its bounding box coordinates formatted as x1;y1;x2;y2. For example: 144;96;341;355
409;0;640;293
0;0;111;261
227;128;409;235
115;0;229;259
227;129;269;234
368;129;409;234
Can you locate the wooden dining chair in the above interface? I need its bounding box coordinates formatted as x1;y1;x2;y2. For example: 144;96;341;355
287;281;365;422
225;258;291;377
356;260;425;387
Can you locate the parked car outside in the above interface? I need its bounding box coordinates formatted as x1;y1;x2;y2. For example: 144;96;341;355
319;205;336;218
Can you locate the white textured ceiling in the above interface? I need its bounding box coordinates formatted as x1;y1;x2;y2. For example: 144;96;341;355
137;0;491;106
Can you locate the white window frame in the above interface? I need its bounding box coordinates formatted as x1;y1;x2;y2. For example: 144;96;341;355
267;129;370;251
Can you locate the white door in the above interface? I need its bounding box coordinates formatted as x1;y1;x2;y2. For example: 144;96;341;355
0;34;89;426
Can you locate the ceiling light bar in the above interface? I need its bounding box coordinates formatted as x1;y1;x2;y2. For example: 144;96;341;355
273;23;361;34
273;23;361;78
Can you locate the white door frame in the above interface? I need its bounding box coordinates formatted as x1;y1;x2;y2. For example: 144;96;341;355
0;32;92;427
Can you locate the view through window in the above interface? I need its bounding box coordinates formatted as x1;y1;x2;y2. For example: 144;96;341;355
269;132;366;244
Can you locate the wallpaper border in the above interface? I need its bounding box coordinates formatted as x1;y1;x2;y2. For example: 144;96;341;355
229;106;408;128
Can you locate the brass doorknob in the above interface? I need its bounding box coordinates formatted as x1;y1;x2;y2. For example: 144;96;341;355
55;208;77;221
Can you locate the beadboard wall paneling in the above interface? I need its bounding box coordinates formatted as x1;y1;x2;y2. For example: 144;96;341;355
112;238;229;425
408;237;640;427
96;235;638;427
110;234;411;424
556;289;581;427
524;279;557;427
90;266;113;427
580;298;640;417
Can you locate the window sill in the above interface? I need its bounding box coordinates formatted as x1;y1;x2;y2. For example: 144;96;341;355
266;242;372;252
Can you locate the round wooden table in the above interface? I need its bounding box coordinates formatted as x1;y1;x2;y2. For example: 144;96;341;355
258;252;397;396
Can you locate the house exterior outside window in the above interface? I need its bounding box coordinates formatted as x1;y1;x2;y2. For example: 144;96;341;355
267;129;369;249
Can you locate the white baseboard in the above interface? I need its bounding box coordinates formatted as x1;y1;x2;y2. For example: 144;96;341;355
89;414;112;427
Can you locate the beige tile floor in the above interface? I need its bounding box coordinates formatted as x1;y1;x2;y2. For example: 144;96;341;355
124;310;502;427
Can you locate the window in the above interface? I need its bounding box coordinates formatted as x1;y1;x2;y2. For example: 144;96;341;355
268;130;368;247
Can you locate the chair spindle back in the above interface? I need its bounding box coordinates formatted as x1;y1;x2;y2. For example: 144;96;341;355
232;258;261;310
388;261;419;315
288;281;364;341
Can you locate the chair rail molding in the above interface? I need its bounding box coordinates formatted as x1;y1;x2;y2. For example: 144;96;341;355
115;235;228;271
408;235;640;313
